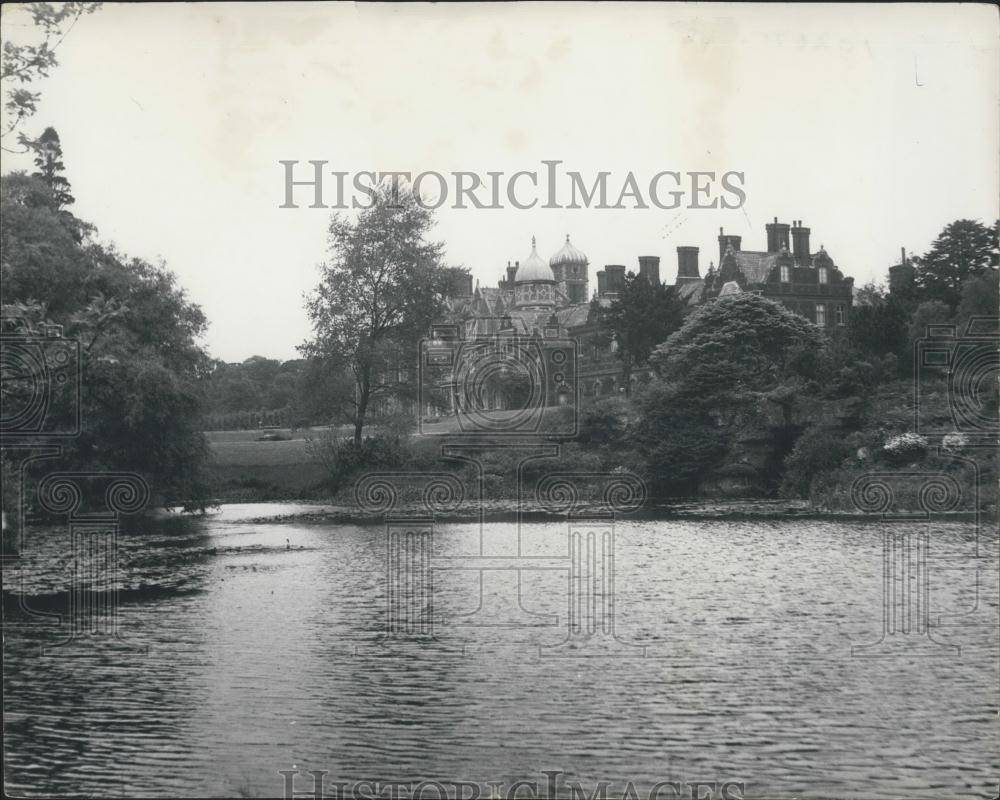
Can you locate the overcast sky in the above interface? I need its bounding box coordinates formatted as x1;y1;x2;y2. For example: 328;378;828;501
2;2;997;362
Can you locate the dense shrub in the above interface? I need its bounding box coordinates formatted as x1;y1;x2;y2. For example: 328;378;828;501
577;399;628;446
881;432;929;465
780;427;854;497
307;433;410;494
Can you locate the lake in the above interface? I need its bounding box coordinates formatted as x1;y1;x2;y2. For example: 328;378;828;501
3;504;997;799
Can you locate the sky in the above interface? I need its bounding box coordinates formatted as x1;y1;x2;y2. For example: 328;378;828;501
2;2;997;362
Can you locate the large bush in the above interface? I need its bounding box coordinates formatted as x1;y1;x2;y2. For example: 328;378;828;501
634;294;826;496
780;427;854;497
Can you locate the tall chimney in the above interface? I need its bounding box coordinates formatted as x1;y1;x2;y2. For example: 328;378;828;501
676;247;700;283
791;220;811;264
765;217;790;253
638;255;661;286
717;227;742;263
604;264;626;295
596;270;607;296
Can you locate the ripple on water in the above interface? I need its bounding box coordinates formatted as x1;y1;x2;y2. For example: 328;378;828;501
3;512;998;798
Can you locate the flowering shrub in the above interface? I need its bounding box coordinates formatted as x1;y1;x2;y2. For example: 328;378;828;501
882;432;929;463
941;431;969;452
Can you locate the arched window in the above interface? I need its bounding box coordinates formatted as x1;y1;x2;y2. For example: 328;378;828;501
818;267;828;284
780;265;790;282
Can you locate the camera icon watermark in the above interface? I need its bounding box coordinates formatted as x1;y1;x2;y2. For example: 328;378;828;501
913;316;999;440
418;322;578;437
0;316;81;439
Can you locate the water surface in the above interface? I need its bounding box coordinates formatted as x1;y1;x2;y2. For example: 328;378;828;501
3;505;997;798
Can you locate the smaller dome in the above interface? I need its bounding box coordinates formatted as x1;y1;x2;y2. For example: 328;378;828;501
549;235;588;267
515;236;555;283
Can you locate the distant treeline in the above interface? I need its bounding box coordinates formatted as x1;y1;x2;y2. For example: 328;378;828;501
199;356;353;431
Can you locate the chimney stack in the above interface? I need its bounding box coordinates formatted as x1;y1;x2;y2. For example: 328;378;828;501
791;220;811;264
888;246;916;294
604;264;626;295
717;227;742;264
765;217;791;253
638;255;661;286
506;261;517;286
596;270;607;296
676;247;700;283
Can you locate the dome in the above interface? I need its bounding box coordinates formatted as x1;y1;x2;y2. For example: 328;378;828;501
515;236;555;283
549;234;588;267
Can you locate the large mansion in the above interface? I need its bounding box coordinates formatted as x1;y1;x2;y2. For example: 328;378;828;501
435;218;855;404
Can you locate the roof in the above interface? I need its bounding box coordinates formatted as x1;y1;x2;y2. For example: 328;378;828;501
556;304;593;329
515;237;555;283
732;251;779;284
549;235;588;267
676;279;705;305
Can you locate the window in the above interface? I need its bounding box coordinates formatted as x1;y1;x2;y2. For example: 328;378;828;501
780;265;790;282
815;303;826;326
836;304;846;326
818;267;828;284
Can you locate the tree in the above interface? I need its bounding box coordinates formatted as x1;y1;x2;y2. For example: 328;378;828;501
634;294;826;495
2;3;102;150
955;271;1000;332
302;181;452;445
907;299;952;344
914;219;999;307
650;293;824;401
2;169;211;507
596;272;686;396
847;283;910;365
30;126;73;207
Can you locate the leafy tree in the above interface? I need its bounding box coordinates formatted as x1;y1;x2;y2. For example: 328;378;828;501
596;271;686;395
30;126;73;207
649;293;824;401
634;294;826;495
907;299;952;343
955;272;1000;332
2;169;211;507
0;172;89;312
2;3;102;150
847;283;910;365
854;281;887;307
914;219;999;307
290;356;355;427
779;427;853;497
302;181;453;445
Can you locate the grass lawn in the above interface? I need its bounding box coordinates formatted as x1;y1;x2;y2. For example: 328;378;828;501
205;428;333;498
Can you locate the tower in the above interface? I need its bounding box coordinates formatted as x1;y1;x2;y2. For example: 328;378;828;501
549;235;589;305
514;236;557;310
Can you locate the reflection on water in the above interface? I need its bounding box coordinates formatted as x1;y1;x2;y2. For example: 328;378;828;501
3;506;998;799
